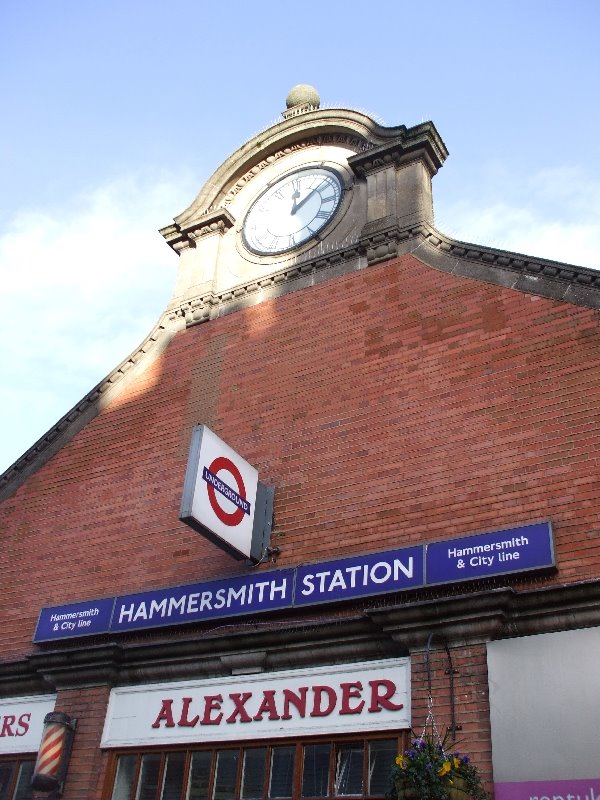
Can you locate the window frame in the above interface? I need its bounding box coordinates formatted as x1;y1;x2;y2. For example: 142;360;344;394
102;732;409;800
0;756;36;800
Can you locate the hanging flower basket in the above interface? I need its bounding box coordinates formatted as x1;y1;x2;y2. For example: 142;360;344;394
390;732;487;800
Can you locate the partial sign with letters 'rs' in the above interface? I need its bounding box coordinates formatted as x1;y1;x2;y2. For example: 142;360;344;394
179;426;274;563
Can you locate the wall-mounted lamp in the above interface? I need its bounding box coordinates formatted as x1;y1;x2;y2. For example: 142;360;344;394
31;712;77;797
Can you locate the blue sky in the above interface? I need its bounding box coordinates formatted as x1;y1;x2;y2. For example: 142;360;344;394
1;0;600;473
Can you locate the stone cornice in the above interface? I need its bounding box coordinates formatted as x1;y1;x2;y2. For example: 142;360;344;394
2;580;598;695
398;222;600;308
161;208;236;253
170;239;365;328
348;122;448;177
365;578;600;649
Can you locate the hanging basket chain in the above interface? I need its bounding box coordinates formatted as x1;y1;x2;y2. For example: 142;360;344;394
420;691;448;757
423;633;449;756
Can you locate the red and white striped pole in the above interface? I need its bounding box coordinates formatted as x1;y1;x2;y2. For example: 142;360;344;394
31;712;77;795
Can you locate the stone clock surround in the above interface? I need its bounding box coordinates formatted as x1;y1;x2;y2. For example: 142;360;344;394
159;106;448;305
2;101;600;499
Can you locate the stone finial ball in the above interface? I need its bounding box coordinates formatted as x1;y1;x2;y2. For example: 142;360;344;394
286;84;320;109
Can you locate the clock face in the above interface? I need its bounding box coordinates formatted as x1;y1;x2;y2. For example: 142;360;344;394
243;166;343;255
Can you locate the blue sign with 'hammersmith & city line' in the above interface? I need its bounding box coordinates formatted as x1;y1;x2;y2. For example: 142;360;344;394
34;521;554;643
426;521;554;585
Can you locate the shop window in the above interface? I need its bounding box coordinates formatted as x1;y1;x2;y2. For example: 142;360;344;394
269;745;295;799
0;759;35;800
241;748;266;800
334;743;363;796
107;735;406;800
302;744;330;798
187;752;211;800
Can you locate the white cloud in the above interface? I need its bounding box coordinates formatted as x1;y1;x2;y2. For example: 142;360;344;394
0;170;196;473
436;165;600;270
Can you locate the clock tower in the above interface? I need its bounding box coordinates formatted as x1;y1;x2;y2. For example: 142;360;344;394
159;84;448;325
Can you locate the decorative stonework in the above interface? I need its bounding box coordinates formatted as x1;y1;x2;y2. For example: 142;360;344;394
172;239;364;328
282;84;321;119
219;134;371;210
186;208;235;243
349;122;448;178
401;223;600;308
162;209;235;251
281;102;320;120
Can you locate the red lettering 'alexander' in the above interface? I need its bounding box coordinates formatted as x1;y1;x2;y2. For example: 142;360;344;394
201;695;223;725
340;682;365;714
149;677;404;731
178;697;199;727
309;686;337;717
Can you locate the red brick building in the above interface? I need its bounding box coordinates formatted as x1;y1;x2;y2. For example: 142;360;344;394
1;86;599;800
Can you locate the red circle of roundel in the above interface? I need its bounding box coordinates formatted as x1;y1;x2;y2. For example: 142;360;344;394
206;456;247;527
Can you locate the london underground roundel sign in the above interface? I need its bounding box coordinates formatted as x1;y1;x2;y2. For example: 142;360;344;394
180;426;260;560
204;456;249;527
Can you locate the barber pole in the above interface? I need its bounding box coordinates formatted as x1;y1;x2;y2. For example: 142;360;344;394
31;712;77;794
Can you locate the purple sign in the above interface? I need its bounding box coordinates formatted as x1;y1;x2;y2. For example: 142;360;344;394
34;521;554;643
295;546;424;606
112;569;295;632
35;597;114;642
426;522;554;585
495;779;600;800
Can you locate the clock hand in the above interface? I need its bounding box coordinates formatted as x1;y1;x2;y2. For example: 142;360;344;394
291;188;317;215
290;189;301;214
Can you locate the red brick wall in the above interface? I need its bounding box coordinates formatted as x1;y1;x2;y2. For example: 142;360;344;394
50;686;111;800
2;253;600;662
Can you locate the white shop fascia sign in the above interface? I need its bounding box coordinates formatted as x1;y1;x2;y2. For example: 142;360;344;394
0;694;56;754
101;659;410;747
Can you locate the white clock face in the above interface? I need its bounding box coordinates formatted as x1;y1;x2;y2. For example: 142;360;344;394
243;166;343;255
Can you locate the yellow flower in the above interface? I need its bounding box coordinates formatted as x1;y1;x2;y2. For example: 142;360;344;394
453;757;461;770
395;755;408;769
438;761;451;777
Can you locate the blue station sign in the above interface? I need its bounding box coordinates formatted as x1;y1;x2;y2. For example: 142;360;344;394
112;570;295;633
34;521;554;643
34;597;116;641
426;521;555;585
295;546;424;606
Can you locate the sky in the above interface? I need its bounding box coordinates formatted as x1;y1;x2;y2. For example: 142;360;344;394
1;0;600;474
